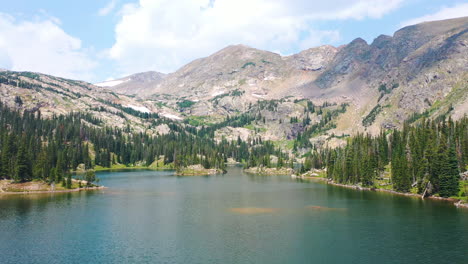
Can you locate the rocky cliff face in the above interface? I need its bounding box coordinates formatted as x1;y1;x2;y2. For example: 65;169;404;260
305;16;468;134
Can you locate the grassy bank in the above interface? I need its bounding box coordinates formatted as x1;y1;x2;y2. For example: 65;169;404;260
93;159;174;172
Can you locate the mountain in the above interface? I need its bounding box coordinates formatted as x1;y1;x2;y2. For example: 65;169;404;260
102;17;467;132
145;44;337;99
95;71;166;95
0;71;182;134
1;17;467;151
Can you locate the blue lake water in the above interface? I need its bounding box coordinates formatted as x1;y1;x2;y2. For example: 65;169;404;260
1;167;467;264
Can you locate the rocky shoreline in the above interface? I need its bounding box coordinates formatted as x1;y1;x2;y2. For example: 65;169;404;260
176;164;224;176
292;173;468;209
0;179;105;195
244;166;295;175
0;186;106;195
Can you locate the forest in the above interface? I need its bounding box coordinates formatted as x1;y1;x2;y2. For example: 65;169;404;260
301;117;468;198
1;97;467;198
0;101;284;186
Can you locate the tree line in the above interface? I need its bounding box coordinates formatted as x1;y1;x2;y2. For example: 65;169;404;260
0;101;287;185
303;117;468;198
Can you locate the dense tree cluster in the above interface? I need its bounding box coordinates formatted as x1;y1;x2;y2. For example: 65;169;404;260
309;118;467;197
0;101;289;184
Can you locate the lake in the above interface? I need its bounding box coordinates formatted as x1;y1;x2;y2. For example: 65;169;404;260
1;166;467;264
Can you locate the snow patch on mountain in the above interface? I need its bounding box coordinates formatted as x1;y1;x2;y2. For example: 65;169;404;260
126;104;150;113
95;79;130;87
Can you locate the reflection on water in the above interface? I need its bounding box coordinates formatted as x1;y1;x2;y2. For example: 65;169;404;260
0;166;467;264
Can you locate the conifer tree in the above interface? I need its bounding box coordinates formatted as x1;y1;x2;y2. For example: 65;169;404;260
439;143;460;197
66;173;72;189
15;142;31;182
0;139;10;179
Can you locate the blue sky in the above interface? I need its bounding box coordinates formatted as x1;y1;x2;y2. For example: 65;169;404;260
0;0;467;82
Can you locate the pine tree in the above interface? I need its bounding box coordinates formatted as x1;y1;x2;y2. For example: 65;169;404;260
439;143;460;197
15;142;31;182
49;168;57;184
0;149;2;179
66;173;72;189
85;170;96;187
56;152;65;183
0;139;10;179
432;134;448;193
391;131;410;192
33;148;47;180
361;154;373;187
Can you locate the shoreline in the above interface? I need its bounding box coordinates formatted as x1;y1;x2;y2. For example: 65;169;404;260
91;166;173;173
244;166;295;175
175;165;224;176
0;186;106;195
294;174;468;209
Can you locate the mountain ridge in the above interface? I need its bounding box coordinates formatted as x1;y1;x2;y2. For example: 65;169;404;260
2;17;467;150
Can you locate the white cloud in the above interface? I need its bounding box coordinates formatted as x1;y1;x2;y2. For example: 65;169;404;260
401;3;468;27
298;30;341;51
0;13;97;80
109;0;403;74
99;0;118;16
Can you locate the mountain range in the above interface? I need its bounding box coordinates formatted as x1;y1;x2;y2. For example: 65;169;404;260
2;16;467;150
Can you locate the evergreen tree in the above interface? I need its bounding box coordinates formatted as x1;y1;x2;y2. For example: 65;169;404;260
15;142;31;182
85;170;96;187
439;143;460;197
66;173;72;189
0;137;10;179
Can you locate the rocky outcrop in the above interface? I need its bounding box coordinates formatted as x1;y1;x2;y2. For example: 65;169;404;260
176;164;224;176
244;166;294;175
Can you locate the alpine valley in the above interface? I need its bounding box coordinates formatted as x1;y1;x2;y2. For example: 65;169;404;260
0;17;467;202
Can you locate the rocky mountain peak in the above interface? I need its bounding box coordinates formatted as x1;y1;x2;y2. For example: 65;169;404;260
92;17;467;133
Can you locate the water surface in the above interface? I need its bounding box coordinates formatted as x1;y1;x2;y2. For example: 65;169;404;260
1;167;467;264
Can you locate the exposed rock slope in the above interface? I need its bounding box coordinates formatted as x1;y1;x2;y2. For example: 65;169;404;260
103;17;467;135
95;71;166;95
0;71;179;134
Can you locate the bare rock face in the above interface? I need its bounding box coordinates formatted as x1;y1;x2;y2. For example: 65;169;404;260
147;44;326;101
95;71;166;95
101;17;467;136
104;44;338;103
288;45;338;72
215;127;252;142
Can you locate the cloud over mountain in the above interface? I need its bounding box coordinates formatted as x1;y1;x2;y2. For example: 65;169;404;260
108;0;403;74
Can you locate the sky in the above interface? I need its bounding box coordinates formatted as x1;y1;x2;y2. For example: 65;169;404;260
0;0;467;83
